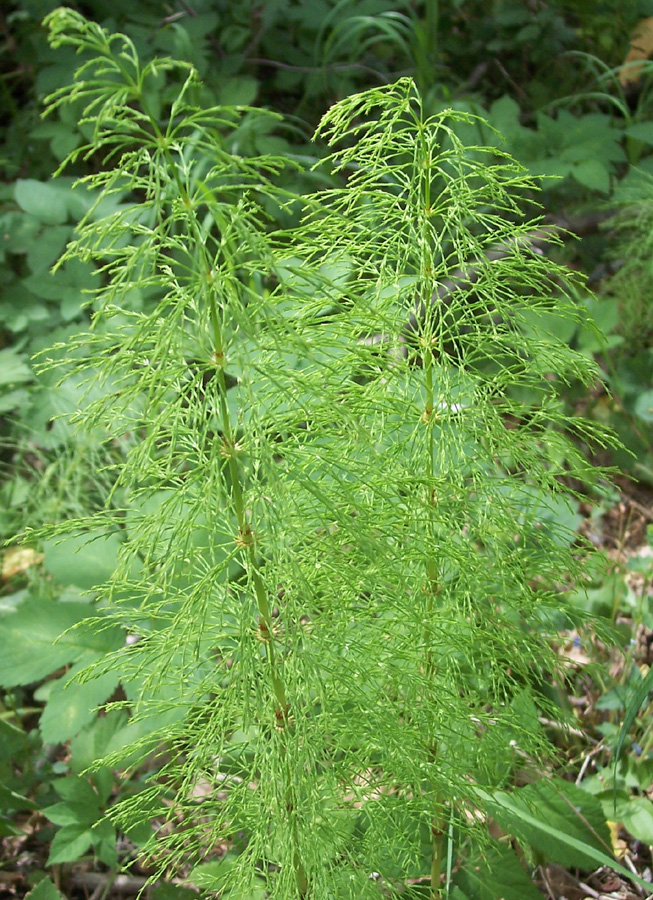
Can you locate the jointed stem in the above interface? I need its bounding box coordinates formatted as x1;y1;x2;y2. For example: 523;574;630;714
420;124;445;900
206;272;309;897
430;820;444;900
136;90;308;896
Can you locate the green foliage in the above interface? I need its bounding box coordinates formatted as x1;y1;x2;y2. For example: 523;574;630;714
483;96;628;194
451;844;543;900
0;717;38;837
43;774;117;866
615;664;653;772
0;8;634;898
580;751;653;850
3;3;653;898
25;878;67;900
604;175;653;353
485;778;612;869
0;595;122;687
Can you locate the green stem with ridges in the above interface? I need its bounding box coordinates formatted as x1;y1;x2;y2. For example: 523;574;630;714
127;74;307;895
419;118;445;900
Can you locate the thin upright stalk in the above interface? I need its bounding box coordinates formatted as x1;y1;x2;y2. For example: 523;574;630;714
423;348;445;900
131;86;308;896
418;120;445;899
202;238;309;898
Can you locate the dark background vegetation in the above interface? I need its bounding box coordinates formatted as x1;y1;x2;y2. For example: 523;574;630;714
0;2;652;899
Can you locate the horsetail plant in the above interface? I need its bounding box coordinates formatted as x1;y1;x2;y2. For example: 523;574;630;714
36;8;618;899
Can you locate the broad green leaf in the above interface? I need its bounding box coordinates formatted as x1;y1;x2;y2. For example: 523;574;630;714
572;159;611;193
29;368;108;450
625;122;653;143
70;710;130;773
530;158;573;180
15;180;69;226
601;794;653;846
181;11;220;40
151;884;201;900
31;121;81;161
488;777;611;869
53;127;82;161
92;818;117;868
40;665;121;743
25;225;70;275
47;823;94;864
519;307;577;344
25;878;66;900
23;258;95;322
0;211;40;255
634;390;653;422
619;796;653;845
0;597;123;686
190;855;267;899
586;297;620;336
0;348;32;387
43;530;122;590
0;387;30;415
0;284;48;334
477;786;653;891
43;800;99;827
0;783;36;812
218;76;259;106
452;843;541;900
488;94;521;135
125;490;235;580
53;774;100;805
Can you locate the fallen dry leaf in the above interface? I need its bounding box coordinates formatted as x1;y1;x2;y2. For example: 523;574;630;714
620;17;653;87
2;547;43;581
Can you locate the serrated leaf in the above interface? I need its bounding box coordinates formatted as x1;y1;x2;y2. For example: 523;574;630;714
43;530;122;590
43;799;99;827
625;122;653;143
218;76;259;106
0;210;40;254
53;775;100;805
477;786;653;891
93;818;117;868
0;597;123;686
52;128;82;161
488;94;521;134
488;777;611;869
25;878;66;900
70;709;130;773
618;796;653;844
23;258;95;302
151;884;200;900
572;159;611;194
190;855;267;899
453;843;542;900
0;348;32;387
25;225;70;275
40;665;121;743
15;180;69;226
0;783;36;811
47;823;94;864
0;387;30;414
